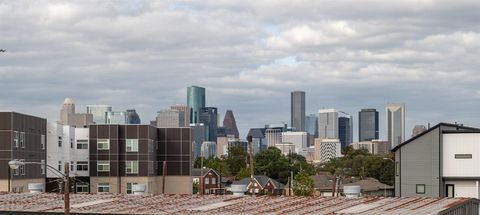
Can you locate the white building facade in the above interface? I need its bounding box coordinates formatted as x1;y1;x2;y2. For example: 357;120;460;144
318;109;339;140
47;122;90;193
281;131;307;153
315;139;341;163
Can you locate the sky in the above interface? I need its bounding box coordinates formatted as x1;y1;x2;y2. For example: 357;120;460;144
1;0;480;141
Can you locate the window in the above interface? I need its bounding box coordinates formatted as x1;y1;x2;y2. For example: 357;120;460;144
70;139;74;148
58;136;62;147
76;183;89;193
77;161;88;171
205;177;210;185
41;135;45;150
97;139;110;150
71;161;75;171
58;161;62;172
455;154;472;159
395;162;400;176
126;139;139;152
76;140;88;149
97;161;110;172
41;160;45;175
126;182;138;194
125;161;138;174
212;177;216;185
13;131;19;147
97;183;110;193
19;132;25;148
416;184;426;194
19;159;25;175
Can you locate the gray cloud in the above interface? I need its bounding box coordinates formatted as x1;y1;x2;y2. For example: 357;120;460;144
1;0;480;140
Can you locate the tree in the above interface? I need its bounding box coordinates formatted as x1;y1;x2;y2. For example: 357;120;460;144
193;156;231;177
293;170;314;196
254;147;289;183
225;146;248;179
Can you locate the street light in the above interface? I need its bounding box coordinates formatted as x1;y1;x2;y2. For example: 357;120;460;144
8;160;70;215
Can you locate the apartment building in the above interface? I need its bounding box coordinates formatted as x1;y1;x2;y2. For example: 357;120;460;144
89;125;192;194
46;122;90;193
0;112;47;193
393;123;480;198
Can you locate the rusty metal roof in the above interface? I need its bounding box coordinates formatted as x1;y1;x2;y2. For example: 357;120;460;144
0;193;476;214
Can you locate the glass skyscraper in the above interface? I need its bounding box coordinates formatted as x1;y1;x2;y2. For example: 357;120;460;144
187;86;206;124
318;109;339;139
291;91;305;131
199;107;218;142
305;114;318;137
106;111;127;124
358;109;379;141
338;115;353;149
86;105;112;124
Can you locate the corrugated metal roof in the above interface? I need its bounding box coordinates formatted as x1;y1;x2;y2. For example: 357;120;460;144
0;193;476;214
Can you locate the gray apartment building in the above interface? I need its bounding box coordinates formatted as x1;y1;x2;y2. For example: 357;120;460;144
393;123;479;198
0;112;47;193
89;125;192;194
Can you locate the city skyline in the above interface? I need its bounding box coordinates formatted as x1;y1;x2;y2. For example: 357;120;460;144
1;1;480;142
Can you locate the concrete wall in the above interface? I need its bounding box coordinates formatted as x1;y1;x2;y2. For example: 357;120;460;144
0;178;45;193
90;176;192;194
443;133;480;177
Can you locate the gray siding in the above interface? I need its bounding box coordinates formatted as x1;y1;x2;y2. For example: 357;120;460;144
399;127;440;197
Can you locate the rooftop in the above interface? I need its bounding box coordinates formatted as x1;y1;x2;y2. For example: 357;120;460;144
0;193;476;214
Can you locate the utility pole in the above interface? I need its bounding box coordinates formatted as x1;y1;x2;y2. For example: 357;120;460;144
247;135;255;197
64;162;70;215
162;161;167;194
289;149;292;196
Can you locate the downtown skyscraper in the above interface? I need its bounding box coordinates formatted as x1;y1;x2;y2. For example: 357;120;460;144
386;103;405;148
187;86;205;124
338;113;353;149
291;91;305;131
358;108;379;141
318;109;339;139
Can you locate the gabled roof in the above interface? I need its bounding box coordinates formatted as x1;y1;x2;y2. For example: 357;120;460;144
232;175;285;190
391;122;480;152
191;168;220;177
342;178;393;192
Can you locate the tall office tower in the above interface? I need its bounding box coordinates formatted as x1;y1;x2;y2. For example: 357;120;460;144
60;98;75;124
412;125;427;138
338;113;353;149
187;86;206;124
199;107;218;141
265;128;282;147
281;131;308;153
59;98;94;127
318;109;339;139
86;105;112;124
201;141;217;158
305;114;318;137
106;111;127;124
386;103;405;148
358;109;379;141
126;109;141;124
291;91;306;131
247;128;266;153
191;123;206;159
171;104;190;127
156;109;183;128
223;110;239;138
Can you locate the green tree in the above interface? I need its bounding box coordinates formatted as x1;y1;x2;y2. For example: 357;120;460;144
225;146;248;179
293;170;314;196
254;147;289;183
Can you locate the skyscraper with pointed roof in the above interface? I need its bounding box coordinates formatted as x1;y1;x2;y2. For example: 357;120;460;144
223;110;239;138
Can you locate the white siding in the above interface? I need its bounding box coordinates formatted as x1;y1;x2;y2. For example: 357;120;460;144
444;180;480;198
443;133;480;177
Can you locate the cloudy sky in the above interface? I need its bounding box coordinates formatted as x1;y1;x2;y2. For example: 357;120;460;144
1;0;480;140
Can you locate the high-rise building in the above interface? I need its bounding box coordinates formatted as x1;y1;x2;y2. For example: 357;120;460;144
223;110;239;138
199;107;218;141
86;105;112;124
318;109;339;139
106;111;127;124
338;113;353;149
359;109;379;141
156;109;183;128
314;138;341;163
187;86;206;124
386;103;405;148
201;141;217;158
191;123;206;160
59;98;93;128
412;125;427;138
291;91;306;132
126;109;141;124
282;131;308;153
265;128;282;147
247;128;266;153
0;112;47;193
305;114;318;137
170;104;190;127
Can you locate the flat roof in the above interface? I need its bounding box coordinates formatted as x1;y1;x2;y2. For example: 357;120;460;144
0;193;477;214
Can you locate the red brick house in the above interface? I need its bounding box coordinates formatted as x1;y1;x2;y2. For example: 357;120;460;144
233;175;285;195
192;168;221;194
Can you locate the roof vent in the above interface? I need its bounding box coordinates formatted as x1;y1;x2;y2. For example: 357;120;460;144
132;184;146;195
343;185;361;198
231;184;247;196
28;183;43;193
